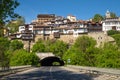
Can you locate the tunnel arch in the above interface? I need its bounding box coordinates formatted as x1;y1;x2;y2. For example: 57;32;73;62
40;56;64;66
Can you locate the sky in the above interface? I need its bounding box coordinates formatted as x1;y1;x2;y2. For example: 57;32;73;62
15;0;120;24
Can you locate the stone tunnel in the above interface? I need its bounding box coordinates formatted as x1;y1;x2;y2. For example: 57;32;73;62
40;56;64;66
36;53;65;66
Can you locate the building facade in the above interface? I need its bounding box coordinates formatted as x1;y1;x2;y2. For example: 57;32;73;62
102;10;120;32
32;14;55;26
102;18;120;31
67;15;77;22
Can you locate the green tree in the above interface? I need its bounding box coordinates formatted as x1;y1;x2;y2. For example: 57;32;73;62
10;49;39;66
92;14;104;22
63;36;98;66
32;40;46;53
0;37;10;51
96;43;120;68
63;47;84;65
50;40;68;58
112;34;120;48
110;12;117;18
107;30;120;36
0;28;4;37
32;39;57;53
0;37;10;69
63;45;100;66
6;17;25;33
0;0;20;25
9;40;23;51
74;36;96;53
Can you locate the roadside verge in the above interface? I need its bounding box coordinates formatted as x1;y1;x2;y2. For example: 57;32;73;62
0;65;32;78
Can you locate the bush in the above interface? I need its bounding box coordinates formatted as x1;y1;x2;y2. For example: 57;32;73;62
107;30;120;36
32;40;49;53
9;40;23;51
96;43;120;68
74;36;96;53
112;34;120;47
50;40;68;58
10;49;39;66
0;37;10;68
63;46;100;66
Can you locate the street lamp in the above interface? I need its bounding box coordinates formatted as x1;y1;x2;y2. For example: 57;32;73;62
21;25;34;52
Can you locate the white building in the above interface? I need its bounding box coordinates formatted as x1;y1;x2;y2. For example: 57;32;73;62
102;10;120;32
19;24;33;33
67;15;77;22
15;24;34;38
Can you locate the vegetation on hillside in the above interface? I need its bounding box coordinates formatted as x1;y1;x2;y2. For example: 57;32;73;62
0;37;10;68
0;1;120;68
1;33;120;68
107;30;120;48
63;36;120;68
10;49;39;66
32;39;68;58
107;30;120;36
6;17;25;33
0;38;40;68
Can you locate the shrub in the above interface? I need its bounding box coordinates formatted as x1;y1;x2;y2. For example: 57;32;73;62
107;30;120;36
10;49;39;66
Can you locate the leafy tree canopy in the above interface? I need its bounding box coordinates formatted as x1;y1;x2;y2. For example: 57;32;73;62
107;30;120;36
10;49;39;66
0;37;10;51
92;14;104;22
112;34;120;48
110;12;117;18
74;36;96;53
96;43;120;68
6;16;25;33
0;0;19;26
0;37;10;68
9;40;23;51
50;40;68;58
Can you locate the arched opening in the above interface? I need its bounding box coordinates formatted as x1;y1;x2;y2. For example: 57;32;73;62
40;56;64;66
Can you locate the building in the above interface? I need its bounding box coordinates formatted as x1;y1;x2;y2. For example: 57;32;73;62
67;15;77;22
106;10;111;19
19;24;33;33
87;21;102;32
102;18;120;31
42;16;70;27
21;24;34;41
33;14;55;26
102;10;120;32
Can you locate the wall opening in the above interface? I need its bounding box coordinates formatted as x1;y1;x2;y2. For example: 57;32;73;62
40;56;64;66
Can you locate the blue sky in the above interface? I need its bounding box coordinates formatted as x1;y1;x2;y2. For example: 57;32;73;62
15;0;120;24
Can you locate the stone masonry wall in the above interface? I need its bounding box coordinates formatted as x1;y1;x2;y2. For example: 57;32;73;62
23;32;115;50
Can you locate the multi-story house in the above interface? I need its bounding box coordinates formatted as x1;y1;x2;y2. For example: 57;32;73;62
67;15;77;22
44;16;70;27
19;24;33;33
102;10;120;32
102;17;120;31
32;14;55;26
87;21;102;32
10;24;34;39
11;13;102;40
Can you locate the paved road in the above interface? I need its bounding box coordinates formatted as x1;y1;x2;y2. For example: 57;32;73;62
1;66;93;80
